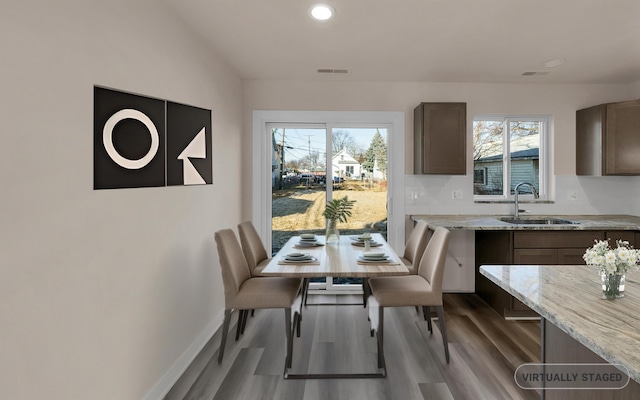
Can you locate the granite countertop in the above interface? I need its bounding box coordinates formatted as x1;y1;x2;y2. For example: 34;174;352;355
411;214;640;231
480;265;640;383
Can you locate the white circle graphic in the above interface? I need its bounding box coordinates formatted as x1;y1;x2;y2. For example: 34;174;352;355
102;109;159;170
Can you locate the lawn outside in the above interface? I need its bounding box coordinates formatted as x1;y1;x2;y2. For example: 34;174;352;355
271;181;387;253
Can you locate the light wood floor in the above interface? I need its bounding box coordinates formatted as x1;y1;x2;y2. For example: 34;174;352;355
164;294;541;400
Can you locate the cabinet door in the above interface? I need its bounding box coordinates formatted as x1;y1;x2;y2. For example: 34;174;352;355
556;249;586;265
576;104;606;176
414;102;466;174
514;249;557;265
605;100;640;175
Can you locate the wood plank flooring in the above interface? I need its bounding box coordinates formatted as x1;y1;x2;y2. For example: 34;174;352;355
164;294;541;400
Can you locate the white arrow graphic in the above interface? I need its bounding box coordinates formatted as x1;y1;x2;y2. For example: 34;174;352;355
177;127;207;185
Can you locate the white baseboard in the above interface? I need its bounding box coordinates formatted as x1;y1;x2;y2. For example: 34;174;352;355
142;313;223;400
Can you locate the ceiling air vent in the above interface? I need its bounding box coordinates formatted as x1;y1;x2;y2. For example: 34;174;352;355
317;68;349;74
521;71;550;76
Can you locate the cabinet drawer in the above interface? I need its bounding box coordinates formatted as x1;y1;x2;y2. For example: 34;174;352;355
513;231;604;249
514;249;557;265
605;231;636;244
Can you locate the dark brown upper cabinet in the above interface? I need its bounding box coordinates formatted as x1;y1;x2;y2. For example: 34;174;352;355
414;102;467;174
576;99;640;175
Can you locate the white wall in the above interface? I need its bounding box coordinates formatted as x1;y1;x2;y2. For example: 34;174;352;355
244;80;637;217
631;81;640;98
0;1;243;399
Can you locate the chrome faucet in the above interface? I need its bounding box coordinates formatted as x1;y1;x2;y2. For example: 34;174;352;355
514;182;539;219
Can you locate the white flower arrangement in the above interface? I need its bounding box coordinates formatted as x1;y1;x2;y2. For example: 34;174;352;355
583;239;640;275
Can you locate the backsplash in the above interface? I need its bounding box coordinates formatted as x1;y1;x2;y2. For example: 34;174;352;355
405;174;640;216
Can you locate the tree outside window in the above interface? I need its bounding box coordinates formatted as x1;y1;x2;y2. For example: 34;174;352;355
473;116;547;198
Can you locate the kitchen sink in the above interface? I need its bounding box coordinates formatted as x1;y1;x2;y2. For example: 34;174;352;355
498;217;580;225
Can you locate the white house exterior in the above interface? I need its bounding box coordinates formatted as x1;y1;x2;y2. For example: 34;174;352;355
372;158;385;180
332;149;361;179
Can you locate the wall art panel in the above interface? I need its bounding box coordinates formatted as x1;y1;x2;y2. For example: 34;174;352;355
93;87;212;189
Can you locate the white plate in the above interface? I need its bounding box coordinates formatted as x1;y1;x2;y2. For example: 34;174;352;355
296;242;321;247
351;241;382;247
282;256;317;263
358;256;392;263
360;257;389;261
360;257;389;262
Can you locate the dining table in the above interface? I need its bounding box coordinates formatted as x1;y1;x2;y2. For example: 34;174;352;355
260;233;409;379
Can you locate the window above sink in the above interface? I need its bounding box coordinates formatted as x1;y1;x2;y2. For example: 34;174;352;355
473;115;550;202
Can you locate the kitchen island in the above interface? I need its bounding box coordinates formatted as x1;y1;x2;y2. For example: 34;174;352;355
480;265;640;399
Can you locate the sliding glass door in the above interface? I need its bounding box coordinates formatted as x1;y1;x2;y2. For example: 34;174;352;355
270;125;327;254
269;124;389;292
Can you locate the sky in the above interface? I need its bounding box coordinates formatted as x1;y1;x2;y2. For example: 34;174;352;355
273;127;388;162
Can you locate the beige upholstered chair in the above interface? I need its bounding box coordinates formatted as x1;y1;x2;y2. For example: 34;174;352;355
401;220;430;275
214;229;303;366
368;226;451;368
237;221;270;277
361;221;431;307
400;219;431;316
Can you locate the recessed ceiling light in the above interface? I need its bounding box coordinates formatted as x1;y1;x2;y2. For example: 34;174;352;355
543;58;566;68
310;4;335;21
317;68;349;74
522;71;550;76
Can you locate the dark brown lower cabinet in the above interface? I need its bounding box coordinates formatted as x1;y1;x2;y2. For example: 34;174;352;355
543;319;640;399
476;229;638;318
513;246;595;265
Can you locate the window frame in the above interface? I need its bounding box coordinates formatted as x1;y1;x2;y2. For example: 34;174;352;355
252;110;405;254
473;167;488;185
472;114;549;201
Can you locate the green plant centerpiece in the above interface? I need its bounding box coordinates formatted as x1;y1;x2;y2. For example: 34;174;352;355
323;196;356;244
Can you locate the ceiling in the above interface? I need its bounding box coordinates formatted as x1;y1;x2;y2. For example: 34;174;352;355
161;0;640;84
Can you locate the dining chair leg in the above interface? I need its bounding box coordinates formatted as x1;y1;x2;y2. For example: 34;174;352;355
218;309;232;363
362;278;370;307
415;306;420;315
235;310;245;340
296;294;303;338
435;305;450;363
302;278;310;306
285;308;293;369
377;306;385;369
240;308;249;334
300;278;309;319
424;306;433;333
